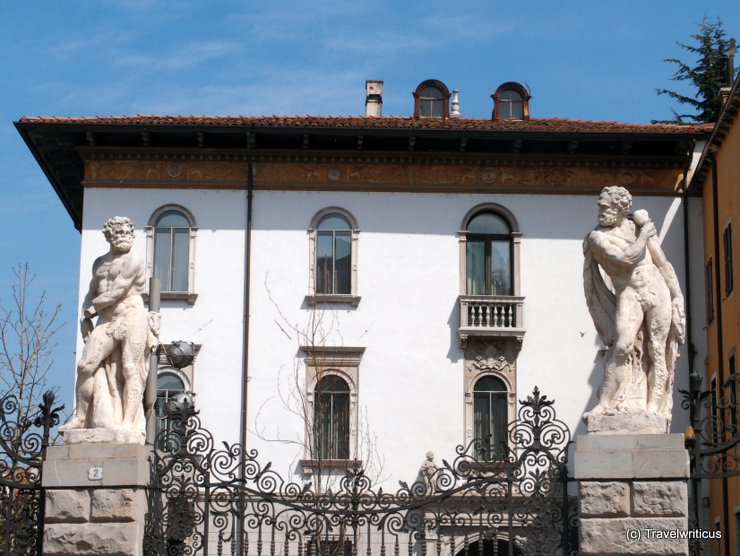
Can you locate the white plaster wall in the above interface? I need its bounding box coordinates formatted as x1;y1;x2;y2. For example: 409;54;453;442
77;187;696;489
79;187;247;443
687;196;708;391
247;190;693;487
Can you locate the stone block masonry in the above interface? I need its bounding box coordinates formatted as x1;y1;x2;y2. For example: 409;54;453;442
575;433;690;556
42;444;150;556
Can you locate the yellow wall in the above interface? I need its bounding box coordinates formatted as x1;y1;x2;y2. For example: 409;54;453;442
701;105;740;555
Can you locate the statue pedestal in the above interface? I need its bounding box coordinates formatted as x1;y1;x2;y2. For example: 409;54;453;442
574;432;690;555
41;443;151;556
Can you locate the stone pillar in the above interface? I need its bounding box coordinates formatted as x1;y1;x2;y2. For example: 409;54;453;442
41;443;151;556
574;432;690;556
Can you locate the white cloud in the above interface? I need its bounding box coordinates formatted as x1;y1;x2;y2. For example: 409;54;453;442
419;13;513;41
115;40;242;72
130;66;371;116
46;31;134;59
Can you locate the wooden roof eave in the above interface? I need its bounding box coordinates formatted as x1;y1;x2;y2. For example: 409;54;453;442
15;121;83;231
15;118;710;232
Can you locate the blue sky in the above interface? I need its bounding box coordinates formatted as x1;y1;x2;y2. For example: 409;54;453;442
1;1;738;409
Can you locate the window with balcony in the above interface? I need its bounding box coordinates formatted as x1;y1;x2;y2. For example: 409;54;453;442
473;376;509;461
413;79;450;119
466;212;512;296
147;205;197;303
308;208;360;306
458;204;523;346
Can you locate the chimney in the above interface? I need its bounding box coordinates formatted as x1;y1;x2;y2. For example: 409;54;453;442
721;38;736;107
365;80;383;116
720;86;732;106
450;89;461;117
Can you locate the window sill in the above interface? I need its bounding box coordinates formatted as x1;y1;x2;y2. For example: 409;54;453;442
299;459;362;475
143;292;198;305
305;294;361;307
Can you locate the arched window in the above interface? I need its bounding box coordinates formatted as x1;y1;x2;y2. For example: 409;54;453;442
155;371;186;437
308;208;360;305
498;89;524;119
314;375;350;460
147;206;197;303
473;376;508;461
458;204;523;347
492;82;531;121
317;213;352;294
413;80;450;119
466;212;512;296
154;210;190;292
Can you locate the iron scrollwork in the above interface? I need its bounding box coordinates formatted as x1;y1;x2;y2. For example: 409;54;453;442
144;387;577;556
680;371;740;479
680;371;739;555
0;391;63;556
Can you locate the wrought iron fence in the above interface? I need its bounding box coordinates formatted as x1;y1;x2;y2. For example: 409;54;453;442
0;391;62;556
681;371;740;555
144;387;578;556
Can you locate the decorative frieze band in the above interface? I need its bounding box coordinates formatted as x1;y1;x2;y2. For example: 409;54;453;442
82;155;686;195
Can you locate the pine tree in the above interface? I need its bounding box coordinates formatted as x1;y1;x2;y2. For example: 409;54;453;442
657;17;736;123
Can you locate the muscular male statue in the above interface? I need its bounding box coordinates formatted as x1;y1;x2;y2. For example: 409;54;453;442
583;187;685;423
62;216;158;435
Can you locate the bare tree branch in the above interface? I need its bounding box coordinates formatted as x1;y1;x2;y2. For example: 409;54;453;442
254;274;387;500
0;263;63;426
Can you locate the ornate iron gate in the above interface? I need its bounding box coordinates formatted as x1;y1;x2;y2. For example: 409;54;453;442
682;371;740;555
0;391;62;556
144;387;578;556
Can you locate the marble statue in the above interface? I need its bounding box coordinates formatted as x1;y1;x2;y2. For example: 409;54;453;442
583;186;685;427
418;451;438;492
61;217;160;442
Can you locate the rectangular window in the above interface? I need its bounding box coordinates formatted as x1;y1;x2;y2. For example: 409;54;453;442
316;233;333;294
713;518;722;556
730;352;737;433
711;377;719;445
466;241;486;295
334;232;351;294
154;228;173;290
314;376;350;460
171;229;189;292
707;258;715;325
490;240;512;295
473;392;508;460
724;223;734;296
466;240;512;296
316;230;351;295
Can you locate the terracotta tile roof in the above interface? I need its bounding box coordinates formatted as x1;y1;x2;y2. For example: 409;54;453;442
17;114;711;134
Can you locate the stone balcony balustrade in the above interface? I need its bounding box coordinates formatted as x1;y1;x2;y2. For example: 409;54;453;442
458;295;525;347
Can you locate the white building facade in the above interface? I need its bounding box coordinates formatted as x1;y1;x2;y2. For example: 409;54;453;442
18;81;710;490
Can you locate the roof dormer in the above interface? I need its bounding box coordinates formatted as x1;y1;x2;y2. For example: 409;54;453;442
413;79;451;119
492;82;531;121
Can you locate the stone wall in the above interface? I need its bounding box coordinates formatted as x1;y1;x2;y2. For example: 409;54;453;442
42;444;150;556
575;433;690;556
